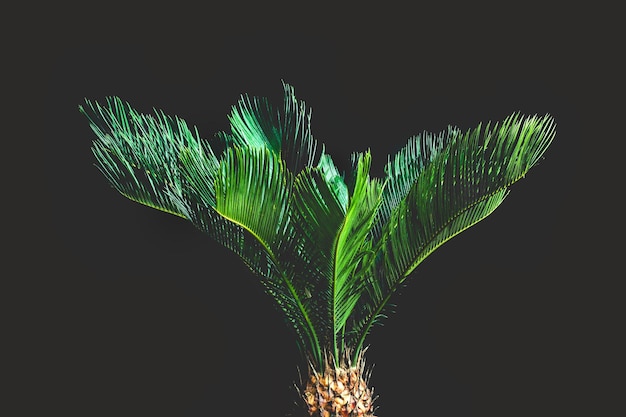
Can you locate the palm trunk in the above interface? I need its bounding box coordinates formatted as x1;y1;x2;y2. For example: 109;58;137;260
300;350;376;417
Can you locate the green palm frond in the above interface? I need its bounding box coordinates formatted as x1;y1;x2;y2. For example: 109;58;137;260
79;96;201;218
219;90;281;151
215;146;292;248
331;152;383;357
290;163;348;357
212;145;324;365
371;126;459;242
291;151;383;361
170;190;321;361
218;80;322;173
350;113;556;355
81;89;328;367
388;113;555;279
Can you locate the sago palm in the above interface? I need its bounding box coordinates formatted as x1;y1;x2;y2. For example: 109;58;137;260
79;81;555;417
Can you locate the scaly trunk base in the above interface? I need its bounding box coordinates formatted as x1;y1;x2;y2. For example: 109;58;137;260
300;350;377;417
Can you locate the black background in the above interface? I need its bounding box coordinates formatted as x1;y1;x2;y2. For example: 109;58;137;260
10;2;620;417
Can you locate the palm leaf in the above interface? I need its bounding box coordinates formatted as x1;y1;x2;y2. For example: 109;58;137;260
279;82;324;172
212;145;326;366
351;113;556;355
291;151;383;361
331;152;383;357
215;146;292;248
288;151;354;358
291;164;347;352
79;96;200;217
80;93;327;366
218;81;322;173
371;126;459;242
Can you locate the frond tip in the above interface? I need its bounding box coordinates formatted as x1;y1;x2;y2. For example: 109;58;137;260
79;96;206;218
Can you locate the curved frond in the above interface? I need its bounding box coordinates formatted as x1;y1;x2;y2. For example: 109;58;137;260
219;92;281;151
395;113;556;278
213;146;324;366
217;81;322;172
351;113;556;353
292;151;383;362
371;126;459;241
168;194;318;361
333;153;383;334
316;153;349;212
279;81;323;172
215;146;292;248
79;97;203;217
291;166;347;351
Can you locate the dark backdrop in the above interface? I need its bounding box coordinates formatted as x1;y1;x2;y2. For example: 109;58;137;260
16;3;617;417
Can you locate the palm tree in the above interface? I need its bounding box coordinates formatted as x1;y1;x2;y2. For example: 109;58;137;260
79;81;556;417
